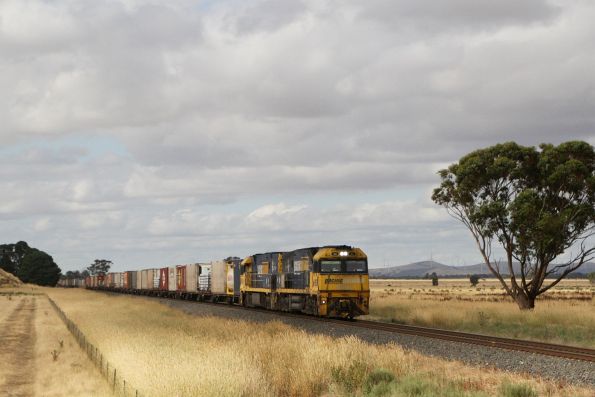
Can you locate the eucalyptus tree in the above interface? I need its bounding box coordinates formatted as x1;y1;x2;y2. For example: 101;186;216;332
432;141;594;309
87;259;112;276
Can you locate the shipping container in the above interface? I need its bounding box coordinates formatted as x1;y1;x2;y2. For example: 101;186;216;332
140;270;148;289
199;263;211;291
148;269;158;289
176;265;186;291
159;267;168;290
143;269;156;290
168;267;176;291
112;272;118;287
131;271;139;289
150;269;159;289
211;260;227;294
186;263;199;292
115;272;123;288
123;271;132;289
226;266;234;295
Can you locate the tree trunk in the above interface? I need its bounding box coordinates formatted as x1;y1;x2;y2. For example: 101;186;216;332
514;293;535;310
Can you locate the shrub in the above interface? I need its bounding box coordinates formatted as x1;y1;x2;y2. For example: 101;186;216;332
363;368;396;394
331;360;369;393
470;275;480;286
398;376;433;396
431;274;439;286
365;381;394;397
499;382;538;397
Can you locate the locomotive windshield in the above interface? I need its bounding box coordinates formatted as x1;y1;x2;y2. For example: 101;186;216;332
345;260;367;273
320;261;342;273
320;260;368;274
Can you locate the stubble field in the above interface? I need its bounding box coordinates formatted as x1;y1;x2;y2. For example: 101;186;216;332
40;287;594;397
364;278;595;348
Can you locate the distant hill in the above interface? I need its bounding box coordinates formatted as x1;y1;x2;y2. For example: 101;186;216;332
369;261;595;279
0;268;23;287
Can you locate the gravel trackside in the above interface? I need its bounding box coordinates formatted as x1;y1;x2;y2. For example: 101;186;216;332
156;298;595;387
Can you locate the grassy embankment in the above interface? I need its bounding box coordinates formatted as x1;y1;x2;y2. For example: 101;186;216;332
45;287;593;397
365;279;595;348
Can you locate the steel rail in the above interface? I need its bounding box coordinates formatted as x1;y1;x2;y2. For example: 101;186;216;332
334;319;595;362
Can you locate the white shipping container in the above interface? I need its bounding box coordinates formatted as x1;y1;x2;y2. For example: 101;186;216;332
198;263;211;291
200;264;212;275
168;267;176;291
186;263;199;292
198;275;211;291
211;260;227;294
152;269;160;289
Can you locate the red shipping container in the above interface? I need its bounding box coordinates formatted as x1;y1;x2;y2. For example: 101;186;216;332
176;265;186;291
159;267;169;290
123;271;133;289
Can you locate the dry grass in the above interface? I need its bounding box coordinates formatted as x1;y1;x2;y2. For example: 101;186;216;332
0;293;110;396
34;296;112;396
366;278;595;348
0;293;20;324
44;287;594;397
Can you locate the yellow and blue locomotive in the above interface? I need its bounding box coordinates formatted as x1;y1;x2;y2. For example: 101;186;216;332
240;245;369;318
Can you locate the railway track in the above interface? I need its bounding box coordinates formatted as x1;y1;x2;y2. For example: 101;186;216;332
337;319;595;362
247;308;595;362
94;288;595;362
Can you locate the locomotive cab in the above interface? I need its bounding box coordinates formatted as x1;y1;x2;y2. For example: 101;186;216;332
312;246;370;318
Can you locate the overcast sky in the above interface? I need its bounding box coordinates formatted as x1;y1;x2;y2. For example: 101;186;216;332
1;0;594;272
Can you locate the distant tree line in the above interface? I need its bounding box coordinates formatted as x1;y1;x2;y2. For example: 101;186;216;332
0;241;61;286
60;260;112;283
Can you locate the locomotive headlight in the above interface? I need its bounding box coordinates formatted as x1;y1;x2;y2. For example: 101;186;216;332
321;299;326;304
339;251;348;257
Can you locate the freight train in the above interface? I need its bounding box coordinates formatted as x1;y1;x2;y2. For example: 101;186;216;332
86;245;370;318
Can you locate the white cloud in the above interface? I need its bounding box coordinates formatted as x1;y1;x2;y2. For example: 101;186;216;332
0;0;593;270
33;217;51;232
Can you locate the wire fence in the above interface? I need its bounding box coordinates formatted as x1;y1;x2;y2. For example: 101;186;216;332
47;296;144;397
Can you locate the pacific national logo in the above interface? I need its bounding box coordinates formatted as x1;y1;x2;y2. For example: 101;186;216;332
325;278;343;284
